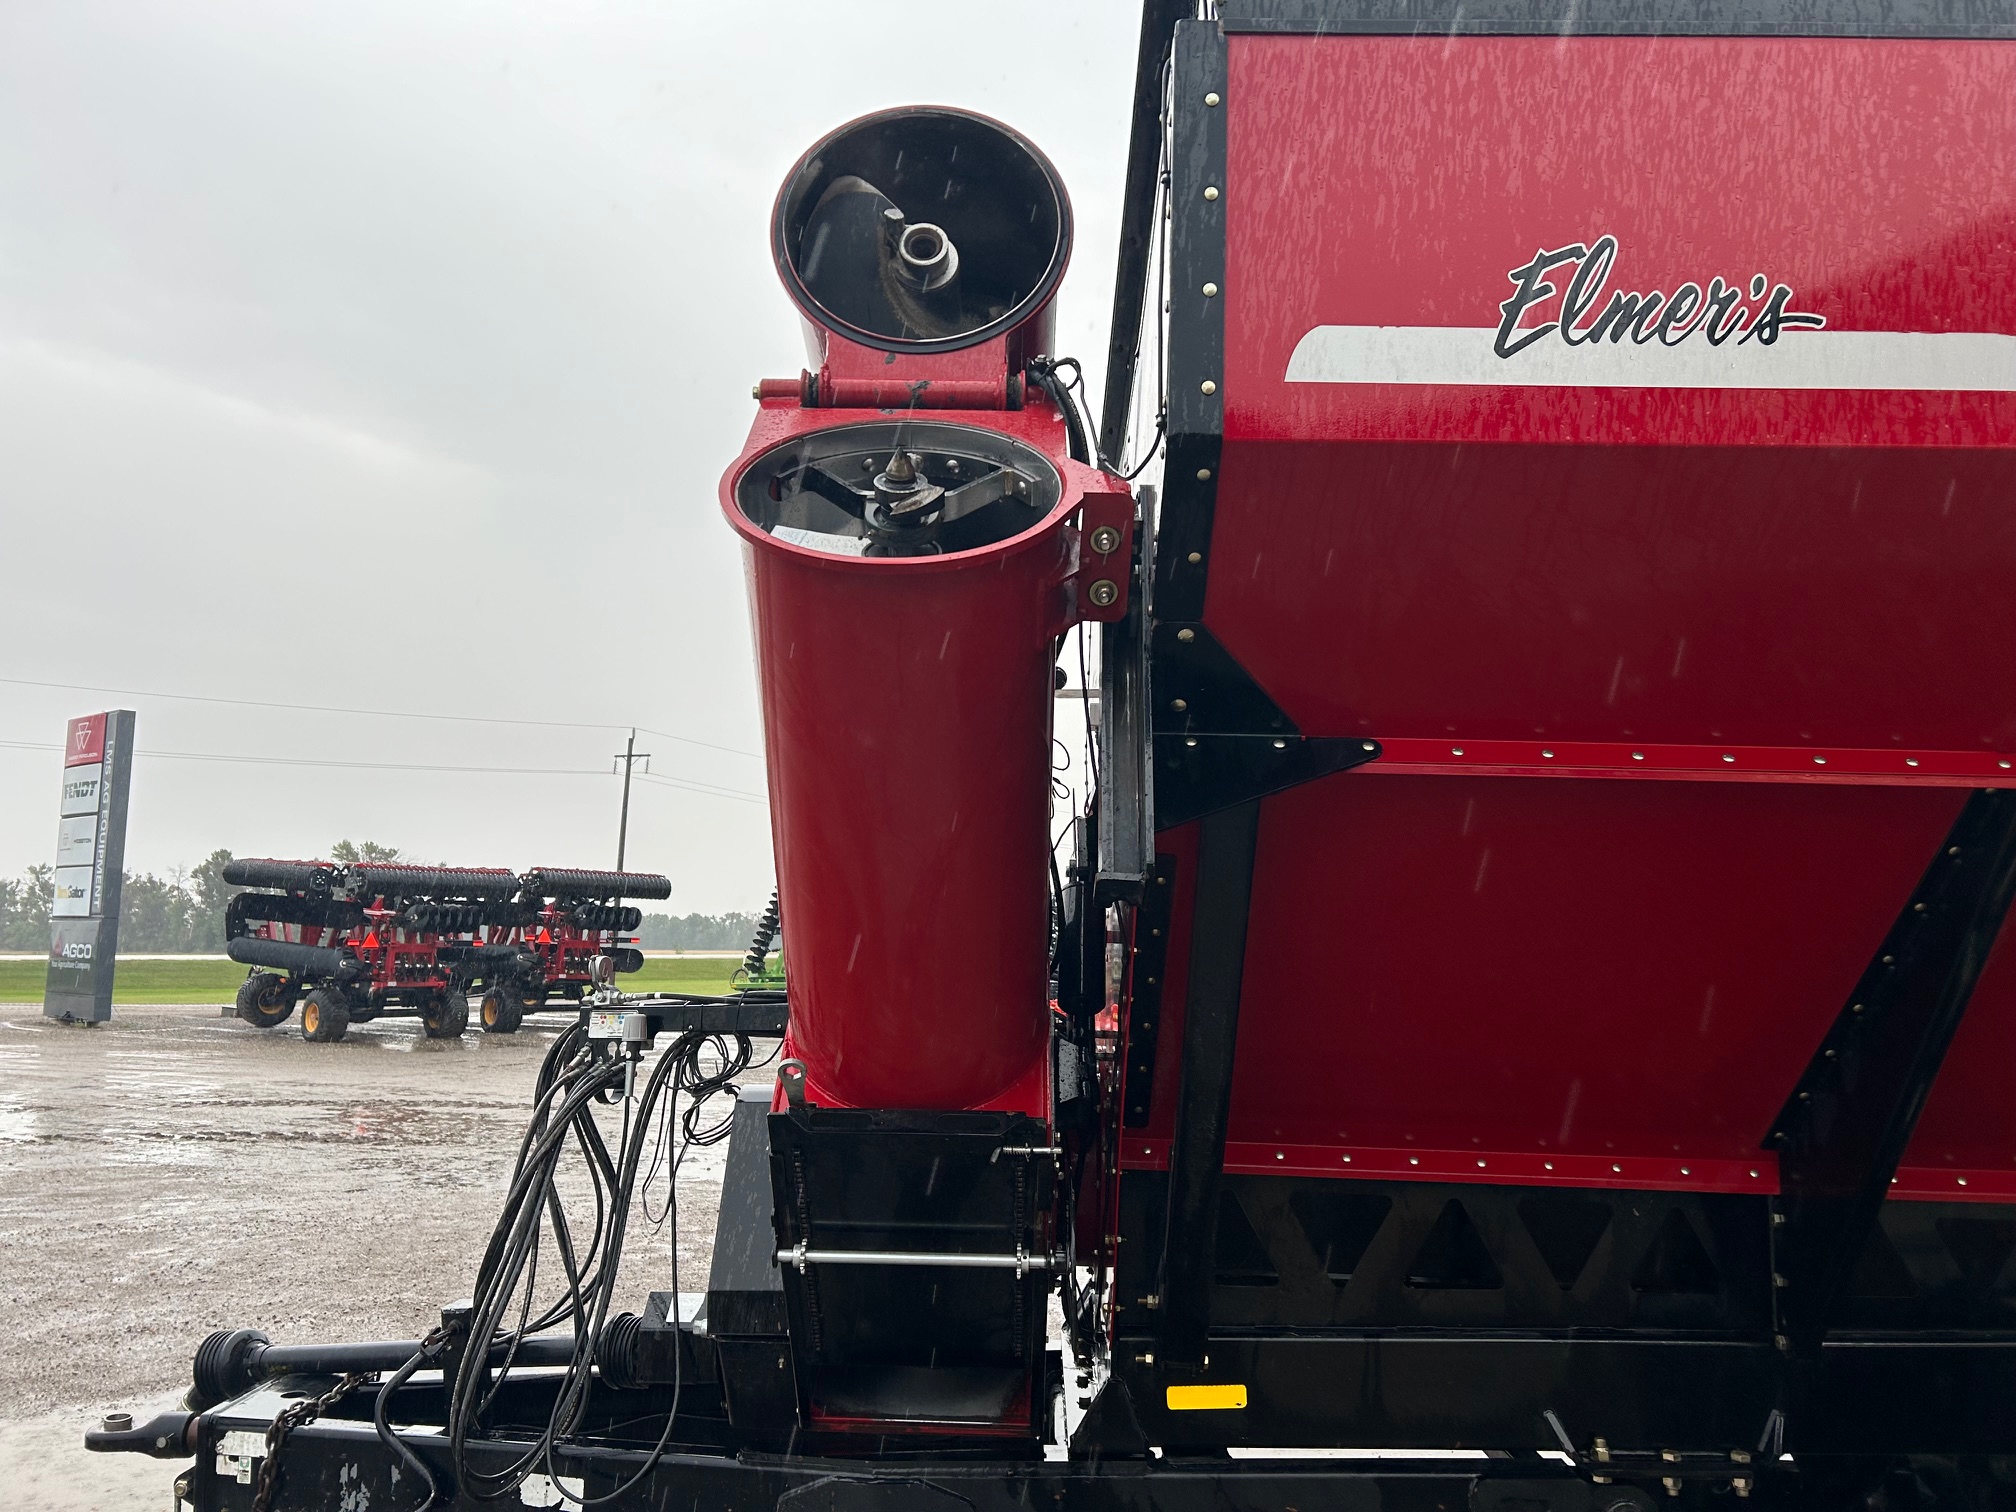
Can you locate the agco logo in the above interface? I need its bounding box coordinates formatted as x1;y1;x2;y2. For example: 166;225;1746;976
55;939;94;962
1495;234;1827;359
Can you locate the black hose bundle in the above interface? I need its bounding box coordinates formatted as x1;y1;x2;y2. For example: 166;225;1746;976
421;1016;753;1505
1027;356;1092;466
1029;353;1164;482
220;858;338;895
522;869;672;902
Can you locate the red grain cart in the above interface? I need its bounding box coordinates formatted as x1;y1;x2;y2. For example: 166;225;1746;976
105;5;2016;1508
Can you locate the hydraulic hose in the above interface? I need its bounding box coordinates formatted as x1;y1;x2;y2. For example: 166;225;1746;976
1028;357;1092;466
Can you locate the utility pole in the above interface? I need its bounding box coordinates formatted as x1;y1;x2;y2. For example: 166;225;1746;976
613;729;651;872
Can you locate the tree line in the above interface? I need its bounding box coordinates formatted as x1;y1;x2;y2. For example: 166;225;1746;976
0;846;768;954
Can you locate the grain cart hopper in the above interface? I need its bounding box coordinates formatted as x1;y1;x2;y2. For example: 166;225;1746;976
90;4;2016;1507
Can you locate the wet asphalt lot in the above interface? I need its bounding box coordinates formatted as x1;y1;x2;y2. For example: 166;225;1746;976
0;1002;743;1510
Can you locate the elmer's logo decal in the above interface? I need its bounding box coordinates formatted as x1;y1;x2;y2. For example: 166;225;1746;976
1495;235;1824;358
1283;239;2016;392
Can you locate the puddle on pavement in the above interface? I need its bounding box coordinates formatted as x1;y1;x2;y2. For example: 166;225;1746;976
0;1099;45;1142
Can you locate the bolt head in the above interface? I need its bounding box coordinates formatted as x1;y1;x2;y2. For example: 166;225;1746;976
1089;524;1122;555
1204;185;1220;201
1196;467;1212;481
1187;551;1202;564
1204;91;1221;106
1088;579;1119;608
1176;627;1195;642
1171;698;1189;712
1200;379;1217;395
1202;282;1219;297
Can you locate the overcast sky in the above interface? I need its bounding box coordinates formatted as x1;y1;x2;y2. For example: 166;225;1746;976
0;2;1140;914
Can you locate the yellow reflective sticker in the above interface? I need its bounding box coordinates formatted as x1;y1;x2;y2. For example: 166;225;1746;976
1165;1383;1248;1411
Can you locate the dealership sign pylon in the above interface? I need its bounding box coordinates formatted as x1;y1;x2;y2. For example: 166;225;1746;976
44;710;135;1024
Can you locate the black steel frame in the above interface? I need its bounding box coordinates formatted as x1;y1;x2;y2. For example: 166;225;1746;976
1770;789;2016;1354
183;1375;1806;1512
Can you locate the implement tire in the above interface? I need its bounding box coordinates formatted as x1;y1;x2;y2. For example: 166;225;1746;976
234;972;294;1029
478;987;524;1035
301;988;351;1043
421;991;470;1040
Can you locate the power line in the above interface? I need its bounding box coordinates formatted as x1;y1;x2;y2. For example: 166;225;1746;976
0;738;769;800
636;725;761;760
0;674;762;759
633;771;768;807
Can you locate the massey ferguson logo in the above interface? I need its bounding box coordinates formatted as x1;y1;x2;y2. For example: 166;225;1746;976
1495;235;1826;359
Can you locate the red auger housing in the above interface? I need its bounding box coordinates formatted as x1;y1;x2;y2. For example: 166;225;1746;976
727;107;1132;1115
718;105;1133;1436
222;859;668;1041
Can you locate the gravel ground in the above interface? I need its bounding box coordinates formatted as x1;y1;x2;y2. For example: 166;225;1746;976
0;1003;752;1510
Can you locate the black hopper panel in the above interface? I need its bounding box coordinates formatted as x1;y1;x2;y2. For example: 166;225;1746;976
705;1086;797;1443
768;1105;1052;1437
1517;1193;1613;1290
1631;1208;1721;1296
1289;1187;1392;1285
1116;1172;1773;1334
1833;1200;2016;1330
1406;1200;1503;1291
1213;1190;1280;1288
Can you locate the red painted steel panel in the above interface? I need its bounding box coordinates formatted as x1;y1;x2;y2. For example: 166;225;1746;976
1206;442;2016;751
722;403;1119;1113
1221;37;2016;450
1211;35;2016;750
1132;33;2016;1195
1130;776;2016;1192
1902;915;2016;1191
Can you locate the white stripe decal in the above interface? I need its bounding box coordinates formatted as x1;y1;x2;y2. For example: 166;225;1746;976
1284;326;2016;392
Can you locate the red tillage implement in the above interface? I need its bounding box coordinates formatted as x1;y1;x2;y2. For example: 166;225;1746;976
222;859;665;1040
107;7;2016;1509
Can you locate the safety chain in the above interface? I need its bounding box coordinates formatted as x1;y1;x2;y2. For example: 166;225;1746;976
249;1371;371;1512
